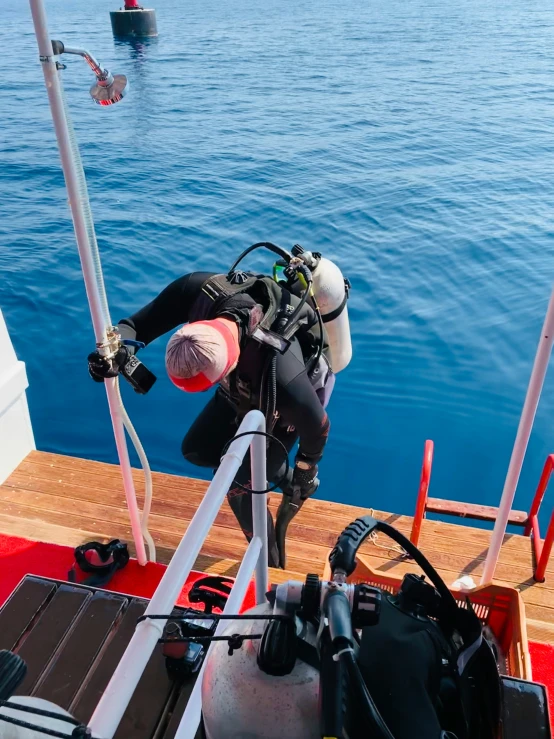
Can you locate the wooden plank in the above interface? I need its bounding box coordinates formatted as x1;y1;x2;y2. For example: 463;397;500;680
10;455;544;571
6;462;543;564
426;497;528;525
0;485;239;541
0;511;107;549
10;454;393;520
517;602;554;625
113;634;177;738
5;451;554;618
0;489;551;604
5;486;554;612
24;451;537;551
0;496;333;575
162;680;202;739
71;599;147;723
527;618;554;644
1;486;551;591
34;591;126;710
0;510;248;579
17;584;91;695
1;479;547;580
0;577;56;651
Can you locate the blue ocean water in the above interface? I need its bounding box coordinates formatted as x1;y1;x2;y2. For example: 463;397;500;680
2;0;554;526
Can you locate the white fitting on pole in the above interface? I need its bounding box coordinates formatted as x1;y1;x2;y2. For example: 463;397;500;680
481;284;554;584
173;536;263;739
29;0;148;565
251;424;269;603
88;411;267;739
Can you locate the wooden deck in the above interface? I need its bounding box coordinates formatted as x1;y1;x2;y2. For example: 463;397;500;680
1;450;554;645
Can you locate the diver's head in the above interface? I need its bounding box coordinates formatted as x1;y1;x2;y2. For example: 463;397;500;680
165;318;240;392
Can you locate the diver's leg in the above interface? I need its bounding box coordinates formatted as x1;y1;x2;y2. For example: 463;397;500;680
227;464;281;568
181;390;238;468
226;424;298;568
267;423;298;490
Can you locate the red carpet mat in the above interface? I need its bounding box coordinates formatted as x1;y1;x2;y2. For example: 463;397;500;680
0;533;551;725
0;533;255;611
528;641;554;725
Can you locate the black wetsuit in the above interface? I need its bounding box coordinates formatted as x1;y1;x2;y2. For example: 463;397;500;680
119;271;331;564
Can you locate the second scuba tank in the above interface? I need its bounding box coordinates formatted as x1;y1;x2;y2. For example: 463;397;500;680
290;246;352;373
201;605;320;739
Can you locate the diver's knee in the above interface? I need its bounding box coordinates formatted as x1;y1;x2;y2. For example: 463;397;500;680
181;439;207;467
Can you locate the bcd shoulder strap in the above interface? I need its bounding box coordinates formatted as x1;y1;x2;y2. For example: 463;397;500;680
191;273;260;322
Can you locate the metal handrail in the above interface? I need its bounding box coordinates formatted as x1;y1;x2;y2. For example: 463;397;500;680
410;440;434;547
88;410;269;739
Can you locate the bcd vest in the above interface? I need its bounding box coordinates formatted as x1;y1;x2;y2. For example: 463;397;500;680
188;272;327;416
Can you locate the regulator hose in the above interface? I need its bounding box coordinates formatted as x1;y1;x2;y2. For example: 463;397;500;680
228;242;293;275
341;650;396;739
309;292;325;378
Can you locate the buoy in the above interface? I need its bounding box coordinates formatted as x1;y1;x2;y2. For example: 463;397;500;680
110;0;158;39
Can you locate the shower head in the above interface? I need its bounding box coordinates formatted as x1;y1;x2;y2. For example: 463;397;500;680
51;40;129;105
90;73;128;106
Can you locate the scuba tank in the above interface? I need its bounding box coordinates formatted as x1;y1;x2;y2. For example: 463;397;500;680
202;604;321;739
289;245;352;373
200;516;506;739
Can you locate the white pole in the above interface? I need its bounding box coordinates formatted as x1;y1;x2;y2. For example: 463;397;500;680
481;285;554;584
173;536;262;739
29;0;107;342
105;378;148;564
29;0;147;565
251;426;269;604
89;411;265;739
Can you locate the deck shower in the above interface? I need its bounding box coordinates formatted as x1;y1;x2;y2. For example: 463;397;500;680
50;41;128;106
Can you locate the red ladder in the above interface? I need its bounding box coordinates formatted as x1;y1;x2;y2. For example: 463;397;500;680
410;443;554;582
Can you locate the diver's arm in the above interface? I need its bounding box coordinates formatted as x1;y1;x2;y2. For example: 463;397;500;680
118;271;214;346
278;370;330;466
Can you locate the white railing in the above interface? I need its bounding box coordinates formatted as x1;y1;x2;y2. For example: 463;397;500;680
481;283;554;583
88;410;269;739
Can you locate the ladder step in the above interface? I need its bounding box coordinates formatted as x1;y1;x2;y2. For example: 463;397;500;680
425;498;528;526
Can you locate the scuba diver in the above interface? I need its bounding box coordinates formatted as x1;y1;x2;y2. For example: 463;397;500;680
87;243;352;569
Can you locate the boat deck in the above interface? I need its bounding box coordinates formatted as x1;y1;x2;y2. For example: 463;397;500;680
1;450;554;644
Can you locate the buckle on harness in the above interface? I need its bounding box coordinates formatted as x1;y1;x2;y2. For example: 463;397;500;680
251;325;291;354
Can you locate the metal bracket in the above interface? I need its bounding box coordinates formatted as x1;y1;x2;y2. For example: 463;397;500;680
96;326;122;359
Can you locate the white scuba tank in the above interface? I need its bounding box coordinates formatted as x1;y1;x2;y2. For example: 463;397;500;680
0;697;75;738
310;255;352;373
201;604;320;739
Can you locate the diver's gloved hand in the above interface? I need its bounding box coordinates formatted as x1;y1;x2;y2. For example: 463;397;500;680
291;462;319;500
87;347;129;382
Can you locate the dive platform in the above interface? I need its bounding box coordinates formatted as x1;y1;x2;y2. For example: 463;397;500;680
1;450;554;645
